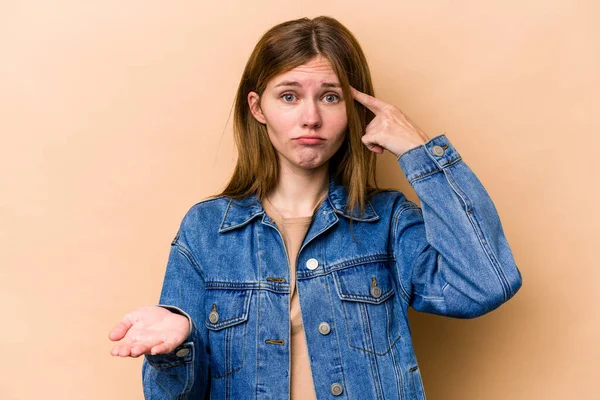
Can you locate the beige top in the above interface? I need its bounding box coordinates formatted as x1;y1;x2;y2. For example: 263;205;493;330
262;194;326;400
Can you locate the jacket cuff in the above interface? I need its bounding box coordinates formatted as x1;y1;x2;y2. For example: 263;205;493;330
397;133;462;184
156;304;193;337
144;304;195;368
144;340;195;369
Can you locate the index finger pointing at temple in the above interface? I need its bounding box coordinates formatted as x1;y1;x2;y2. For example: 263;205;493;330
350;86;387;114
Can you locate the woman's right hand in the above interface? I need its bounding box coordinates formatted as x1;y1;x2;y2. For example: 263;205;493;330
108;305;191;358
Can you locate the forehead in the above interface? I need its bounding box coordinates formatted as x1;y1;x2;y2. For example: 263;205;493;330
269;55;340;87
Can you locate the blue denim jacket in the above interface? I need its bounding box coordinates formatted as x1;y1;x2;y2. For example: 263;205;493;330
142;134;523;399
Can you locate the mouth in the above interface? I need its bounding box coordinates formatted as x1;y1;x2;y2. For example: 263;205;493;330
294;136;326;145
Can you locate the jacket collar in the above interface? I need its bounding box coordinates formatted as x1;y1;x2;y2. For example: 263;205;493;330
218;174;379;233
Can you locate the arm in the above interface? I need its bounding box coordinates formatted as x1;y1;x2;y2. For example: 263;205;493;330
392;134;522;318
142;229;210;399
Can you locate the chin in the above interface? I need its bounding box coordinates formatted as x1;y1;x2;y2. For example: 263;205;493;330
295;158;329;170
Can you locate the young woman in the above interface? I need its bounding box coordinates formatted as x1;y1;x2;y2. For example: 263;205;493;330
109;16;522;400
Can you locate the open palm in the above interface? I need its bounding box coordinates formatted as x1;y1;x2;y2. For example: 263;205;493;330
108;305;190;358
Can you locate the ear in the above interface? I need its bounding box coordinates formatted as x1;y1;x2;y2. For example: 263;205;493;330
248;91;267;124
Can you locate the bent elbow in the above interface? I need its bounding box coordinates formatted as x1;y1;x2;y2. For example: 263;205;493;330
445;281;520;319
468;262;524;318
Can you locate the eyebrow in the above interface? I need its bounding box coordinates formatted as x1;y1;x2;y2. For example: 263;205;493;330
274;81;341;89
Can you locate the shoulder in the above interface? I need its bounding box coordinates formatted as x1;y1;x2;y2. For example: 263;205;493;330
177;195;233;230
185;194;231;214
367;189;423;230
368;189;420;212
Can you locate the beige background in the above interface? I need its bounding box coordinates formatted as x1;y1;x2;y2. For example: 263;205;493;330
1;1;598;399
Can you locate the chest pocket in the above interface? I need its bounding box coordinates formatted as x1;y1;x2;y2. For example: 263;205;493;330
205;288;252;379
332;261;401;355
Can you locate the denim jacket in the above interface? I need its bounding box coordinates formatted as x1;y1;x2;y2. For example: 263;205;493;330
141;134;523;400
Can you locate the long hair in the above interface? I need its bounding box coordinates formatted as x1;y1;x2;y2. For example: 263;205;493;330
210;16;387;221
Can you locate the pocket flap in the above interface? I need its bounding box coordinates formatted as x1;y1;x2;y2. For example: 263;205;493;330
333;262;395;304
205;289;252;331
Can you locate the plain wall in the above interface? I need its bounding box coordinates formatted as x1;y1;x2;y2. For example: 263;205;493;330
1;1;598;399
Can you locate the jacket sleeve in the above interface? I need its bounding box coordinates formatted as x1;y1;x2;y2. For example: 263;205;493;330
392;133;523;318
142;224;210;399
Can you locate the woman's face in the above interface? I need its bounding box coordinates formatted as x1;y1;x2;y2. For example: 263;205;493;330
248;55;348;172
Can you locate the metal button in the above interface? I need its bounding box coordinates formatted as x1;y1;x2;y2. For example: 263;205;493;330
370;286;382;298
432;145;445;156
330;383;343;396
318;322;331;335
208;304;219;324
175;348;190;357
306;258;319;270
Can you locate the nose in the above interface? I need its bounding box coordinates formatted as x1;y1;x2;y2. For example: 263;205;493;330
302;99;322;129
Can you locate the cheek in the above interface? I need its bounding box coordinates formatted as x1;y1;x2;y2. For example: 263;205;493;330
263;105;297;131
328;110;348;135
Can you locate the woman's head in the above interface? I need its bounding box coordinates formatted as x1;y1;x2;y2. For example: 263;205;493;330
218;16;382;217
247;54;348;173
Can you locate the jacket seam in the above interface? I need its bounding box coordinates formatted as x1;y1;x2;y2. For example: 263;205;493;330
408;156;462;185
173;240;206;282
324;278;349;398
441;165;511;301
392;204;423;305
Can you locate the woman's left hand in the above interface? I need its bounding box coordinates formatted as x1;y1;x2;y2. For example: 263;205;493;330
350;86;430;157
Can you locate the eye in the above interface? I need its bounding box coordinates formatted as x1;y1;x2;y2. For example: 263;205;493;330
323;94;340;103
281;93;296;102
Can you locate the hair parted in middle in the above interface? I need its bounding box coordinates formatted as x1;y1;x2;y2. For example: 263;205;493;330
213;16;388;221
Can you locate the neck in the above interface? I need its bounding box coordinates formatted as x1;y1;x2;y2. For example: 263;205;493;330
266;161;330;218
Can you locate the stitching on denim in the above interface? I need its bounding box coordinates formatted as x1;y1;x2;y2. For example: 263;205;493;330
205;290;251;330
324;278;349;398
327;254;393;271
210;311;248;379
205;281;289;294
254;226;261;399
412;292;445;301
331;200;380;222
443;166;510;300
219;201;265;232
337;286;394;303
344;321;402;356
337;272;402;356
362;300;384;399
408;156;462;185
295;254;394;280
206;282;260;289
387;303;404;400
391;205;422;304
359;302;371;353
225;324;231;397
396;134;441;162
173;241;206;282
409;366;425;400
395;202;450;304
175;359;194;399
226;322;231;390
207;291;251;380
148;341;195;370
410;367;418;398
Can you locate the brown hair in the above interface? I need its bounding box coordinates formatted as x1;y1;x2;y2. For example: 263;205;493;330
210;16;387;221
